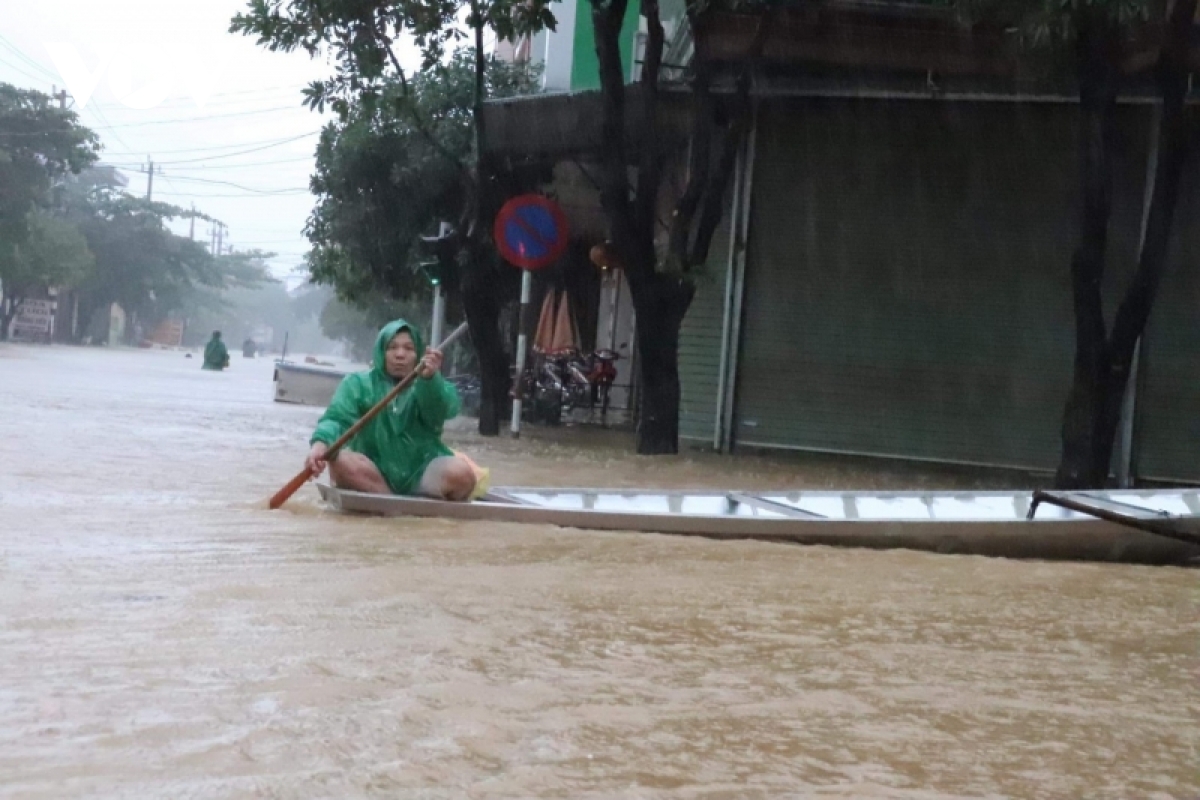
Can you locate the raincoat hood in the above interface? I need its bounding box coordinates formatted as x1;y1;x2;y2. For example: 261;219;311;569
373;319;425;379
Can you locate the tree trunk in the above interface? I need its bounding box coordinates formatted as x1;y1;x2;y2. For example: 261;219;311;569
1055;17;1121;489
629;271;694;454
0;295;24;341
461;258;510;436
1093;0;1197;473
1056;4;1195;489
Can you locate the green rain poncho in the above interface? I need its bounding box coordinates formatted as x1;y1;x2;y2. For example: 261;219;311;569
202;333;229;370
310;319;461;495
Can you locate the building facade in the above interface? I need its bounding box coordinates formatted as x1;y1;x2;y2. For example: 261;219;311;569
489;2;1200;482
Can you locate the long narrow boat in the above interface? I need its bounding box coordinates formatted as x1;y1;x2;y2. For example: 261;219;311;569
273;360;348;406
316;484;1200;565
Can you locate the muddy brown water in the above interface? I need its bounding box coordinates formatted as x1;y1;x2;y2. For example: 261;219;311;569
1;344;1196;798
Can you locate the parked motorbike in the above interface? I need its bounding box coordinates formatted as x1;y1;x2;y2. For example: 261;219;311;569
516;344;626;426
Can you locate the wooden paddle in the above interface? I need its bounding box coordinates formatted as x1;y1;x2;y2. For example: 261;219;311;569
268;321;471;510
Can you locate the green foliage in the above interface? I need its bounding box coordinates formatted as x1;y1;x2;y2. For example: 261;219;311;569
318;292;428;362
0;87;270;343
939;0;1159;46
231;0;548;312
11;209;94;286
231;0;556;105
0;84;99;242
53;168;273;338
179;282;320;350
0;209;94;338
303;50;540;307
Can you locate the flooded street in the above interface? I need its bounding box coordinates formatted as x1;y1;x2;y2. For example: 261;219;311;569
1;344;1196;799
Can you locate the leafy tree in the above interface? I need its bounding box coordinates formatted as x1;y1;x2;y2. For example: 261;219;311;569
60;174;272;343
0;210;94;339
179;281;321;352
232;0;557;435
587;0;764;453
306;50;539;309
0;83;98;244
318;293;428;362
0;83;99;338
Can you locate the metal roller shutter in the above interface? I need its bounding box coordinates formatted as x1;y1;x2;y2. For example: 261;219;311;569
733;98;1154;472
679;213;733;446
1133;162;1200;482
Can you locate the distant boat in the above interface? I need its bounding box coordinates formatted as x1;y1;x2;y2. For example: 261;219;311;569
316;484;1200;566
273;360;348;406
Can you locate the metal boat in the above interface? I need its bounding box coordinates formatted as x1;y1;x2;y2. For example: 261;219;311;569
273;361;349;406
315;484;1200;565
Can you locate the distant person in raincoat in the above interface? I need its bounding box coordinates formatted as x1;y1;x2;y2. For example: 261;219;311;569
202;331;230;371
304;319;480;501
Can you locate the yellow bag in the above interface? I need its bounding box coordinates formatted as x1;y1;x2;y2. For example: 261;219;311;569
453;450;491;501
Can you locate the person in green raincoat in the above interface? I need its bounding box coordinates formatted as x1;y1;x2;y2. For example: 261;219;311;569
202;331;230;371
304;319;479;500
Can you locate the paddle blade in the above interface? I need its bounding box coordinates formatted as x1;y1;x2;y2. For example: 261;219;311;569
269;467;315;510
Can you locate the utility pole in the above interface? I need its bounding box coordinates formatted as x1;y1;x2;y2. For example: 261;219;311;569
189;203;195;240
142;158;155;202
51;86;68;109
216;222;223;257
210;225;217;256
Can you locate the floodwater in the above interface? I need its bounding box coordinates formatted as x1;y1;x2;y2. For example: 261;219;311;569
0;344;1196;799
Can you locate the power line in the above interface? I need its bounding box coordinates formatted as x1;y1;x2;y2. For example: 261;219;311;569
100;154;315;171
0;33;314;108
90;103;310;130
0;53;56;88
225;237;310;244
154;189;310;198
83;93;141;158
100;130;320;161
159;173;312;194
116;83;314;108
0;35;59;80
0;36;59;87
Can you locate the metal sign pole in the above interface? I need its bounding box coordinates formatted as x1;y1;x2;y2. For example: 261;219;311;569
493;194;569;439
510;269;533;437
431;283;445;346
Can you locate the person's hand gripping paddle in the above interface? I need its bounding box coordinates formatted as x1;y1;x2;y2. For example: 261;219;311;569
268;322;470;510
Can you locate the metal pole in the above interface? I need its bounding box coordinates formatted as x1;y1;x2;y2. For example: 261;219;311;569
431;283;445;346
609;269;621;351
1117;104;1162;487
510;269;533;437
720;101;759;454
715;123;748;450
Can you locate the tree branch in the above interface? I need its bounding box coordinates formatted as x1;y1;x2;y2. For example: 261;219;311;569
383;41;472;179
632;0;667;246
1108;0;1197;362
591;0;638;264
675;6;767;271
667;60;713;269
688;101;744;267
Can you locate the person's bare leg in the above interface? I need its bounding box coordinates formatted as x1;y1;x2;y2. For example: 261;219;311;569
329;452;390;494
417;456;477;501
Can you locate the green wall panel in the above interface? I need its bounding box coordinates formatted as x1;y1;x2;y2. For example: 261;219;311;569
570;0;641;91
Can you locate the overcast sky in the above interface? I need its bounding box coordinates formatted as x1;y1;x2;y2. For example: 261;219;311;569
0;0;427;282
